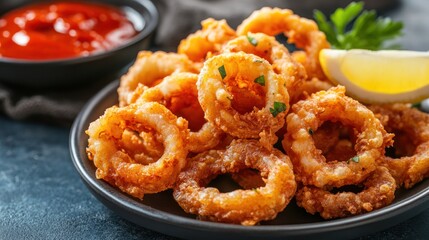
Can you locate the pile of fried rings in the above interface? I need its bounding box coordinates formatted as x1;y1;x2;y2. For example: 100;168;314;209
86;7;429;225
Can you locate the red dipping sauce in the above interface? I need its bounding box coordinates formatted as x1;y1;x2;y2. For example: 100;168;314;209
0;2;138;60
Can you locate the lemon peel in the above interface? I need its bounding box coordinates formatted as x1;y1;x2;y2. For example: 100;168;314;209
320;49;429;104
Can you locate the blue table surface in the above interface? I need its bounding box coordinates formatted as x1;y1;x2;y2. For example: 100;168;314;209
1;0;429;239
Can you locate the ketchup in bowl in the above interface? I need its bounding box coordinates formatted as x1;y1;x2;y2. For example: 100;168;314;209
0;1;138;60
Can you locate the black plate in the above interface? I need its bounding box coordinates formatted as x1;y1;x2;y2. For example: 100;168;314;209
70;80;429;240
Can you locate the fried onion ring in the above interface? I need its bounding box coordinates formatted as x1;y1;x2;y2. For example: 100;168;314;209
296;166;396;219
236;7;330;80
118;51;197;106
283;86;393;188
137;72;224;153
370;104;429;188
197;52;289;144
173;139;296;225
178;18;236;62
86;102;188;199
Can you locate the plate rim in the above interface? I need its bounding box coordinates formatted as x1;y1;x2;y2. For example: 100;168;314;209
69;80;429;239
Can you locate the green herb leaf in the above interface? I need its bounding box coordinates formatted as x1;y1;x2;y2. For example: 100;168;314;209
411;102;421;109
218;65;227;79
247;35;258;46
331;2;363;35
348;156;360;164
270;102;287;117
314;1;403;50
254;75;265;86
314;10;339;46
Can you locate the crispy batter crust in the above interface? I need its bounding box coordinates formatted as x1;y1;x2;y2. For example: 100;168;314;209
173;140;296;225
296;167;396;219
86;102;188;199
237;7;330;80
370;104;429;188
283;86;393;188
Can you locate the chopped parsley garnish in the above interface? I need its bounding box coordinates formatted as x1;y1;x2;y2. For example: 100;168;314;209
411;102;421;109
254;75;265;86
254;59;264;63
314;1;403;50
348;156;360;164
308;128;314;135
247;35;258;46
270;102;287;117
218;65;227;79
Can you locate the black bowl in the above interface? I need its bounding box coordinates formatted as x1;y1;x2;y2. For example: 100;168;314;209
70;80;429;240
0;0;158;88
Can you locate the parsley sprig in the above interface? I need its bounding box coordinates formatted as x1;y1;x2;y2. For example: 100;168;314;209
314;1;403;50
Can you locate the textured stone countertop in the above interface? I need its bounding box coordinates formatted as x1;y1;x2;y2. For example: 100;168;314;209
1;0;429;239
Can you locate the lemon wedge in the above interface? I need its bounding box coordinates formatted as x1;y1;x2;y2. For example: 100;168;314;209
319;49;429;104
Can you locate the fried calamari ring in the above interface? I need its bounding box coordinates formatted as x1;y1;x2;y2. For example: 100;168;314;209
178;18;236;62
118;51;197;106
86;102;188;199
237;7;330;80
370;104;429;188
221;32;306;97
173;139;296;225
137;72;224;153
197;52;289;144
283;86;393;188
296;167;396;219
